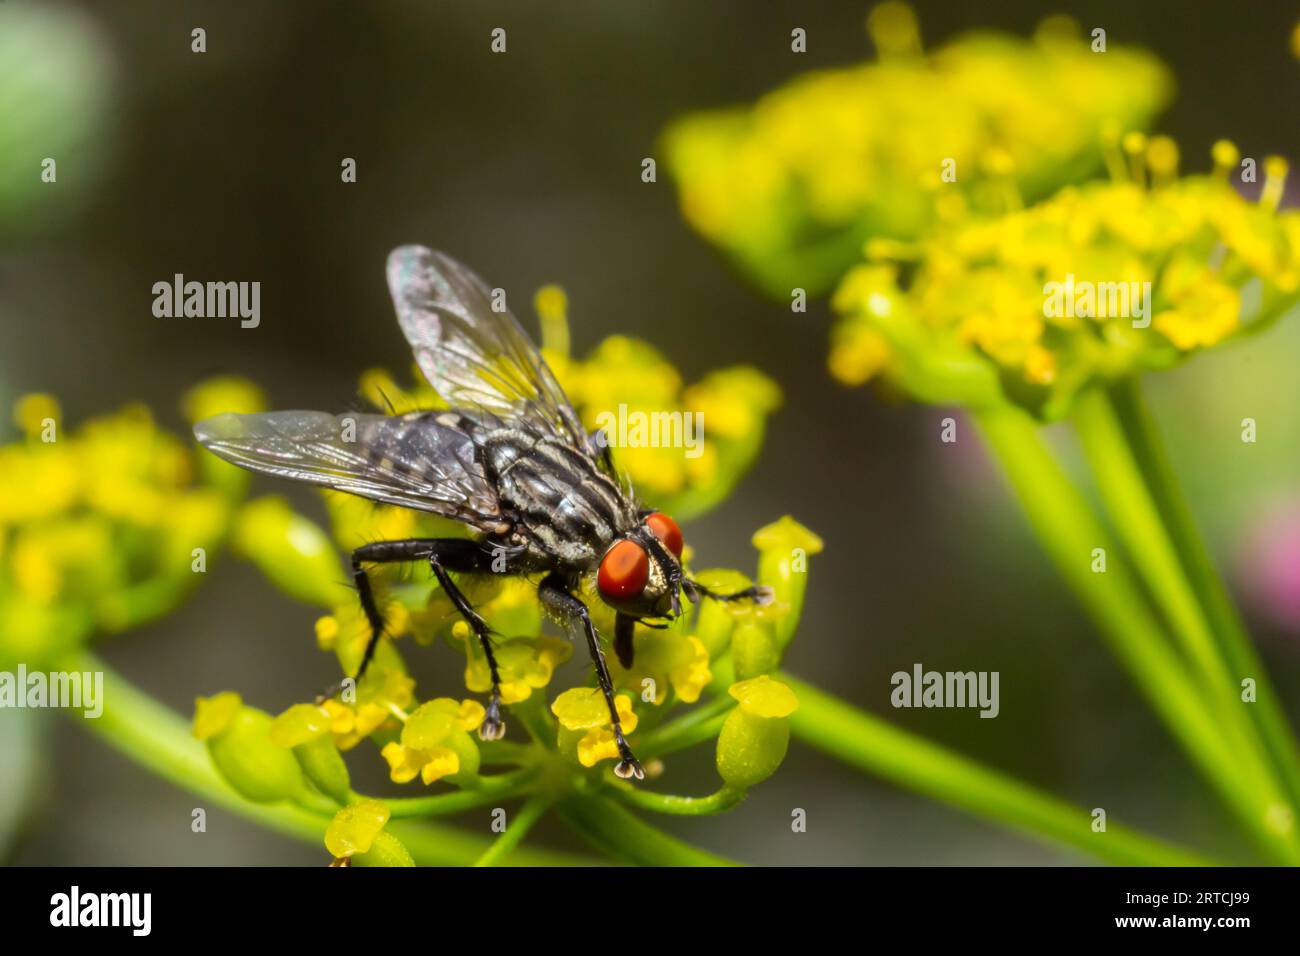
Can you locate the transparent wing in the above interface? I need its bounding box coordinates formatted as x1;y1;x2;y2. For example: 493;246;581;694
194;410;504;529
386;245;588;448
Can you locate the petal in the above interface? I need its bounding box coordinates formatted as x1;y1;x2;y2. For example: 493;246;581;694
192;691;242;741
728;675;799;718
324;800;390;858
551;687;610;730
269;702;333;748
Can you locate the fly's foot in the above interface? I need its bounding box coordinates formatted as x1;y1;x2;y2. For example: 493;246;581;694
478;693;506;741
613;733;645;781
750;585;775;606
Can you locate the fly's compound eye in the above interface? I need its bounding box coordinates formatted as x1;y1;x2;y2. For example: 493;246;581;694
598;539;650;602
645;512;683;558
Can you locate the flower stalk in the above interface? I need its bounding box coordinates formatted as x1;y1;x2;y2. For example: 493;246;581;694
473;795;552;867
1072;385;1294;813
972;404;1300;862
1107;376;1300;814
782;675;1218;866
70;650;592;866
607;781;746;816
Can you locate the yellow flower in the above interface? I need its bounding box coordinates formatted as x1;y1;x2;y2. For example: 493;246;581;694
376;698;482;785
576;728;625;769
324;800;390;859
613;631;712;705
326;667;415;751
315;614;340;650
552;689;639;769
380;741;461;785
458;632;572;704
663;6;1172;298
320;698;357;735
13;393;60;439
552;687;631;731
1154;276;1241;350
533;284;570;356
269;703;333;748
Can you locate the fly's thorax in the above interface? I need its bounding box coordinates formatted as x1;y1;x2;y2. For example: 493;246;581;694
474;421;635;568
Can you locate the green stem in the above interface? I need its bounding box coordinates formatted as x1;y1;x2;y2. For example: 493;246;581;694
1109;376;1300;813
509;691;556;745
971;404;1296;862
69;651;593;866
473;795;552;867
555;793;738;866
605;781;745;816
781;675;1218;866
477;740;538;766
636;695;734;758
360;768;539;818
1072;387;1289;821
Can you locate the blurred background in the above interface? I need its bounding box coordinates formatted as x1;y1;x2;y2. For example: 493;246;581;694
1;0;1298;865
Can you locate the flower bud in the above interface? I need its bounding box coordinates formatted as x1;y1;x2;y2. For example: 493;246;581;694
731;621;779;680
293;736;351;805
715;677;799;789
689;568;750;658
232;496;351;607
269;703;351;803
751;517;823;650
352;830;415;868
194;694;309;804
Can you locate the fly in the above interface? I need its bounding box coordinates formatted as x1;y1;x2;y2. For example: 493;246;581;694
194;246;769;780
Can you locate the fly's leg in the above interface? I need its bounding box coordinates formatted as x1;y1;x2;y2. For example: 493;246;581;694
316;538;505;741
426;551;506;741
683;579;774;606
539;573;645;780
315;539;430;704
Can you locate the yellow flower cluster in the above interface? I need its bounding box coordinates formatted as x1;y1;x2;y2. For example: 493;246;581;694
831;139;1300;419
192;507;817;867
662;3;1171;297
0;380;261;667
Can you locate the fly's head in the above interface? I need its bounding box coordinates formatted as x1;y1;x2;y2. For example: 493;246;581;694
595;512;685;620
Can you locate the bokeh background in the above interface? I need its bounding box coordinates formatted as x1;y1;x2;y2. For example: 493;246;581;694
2;0;1298;865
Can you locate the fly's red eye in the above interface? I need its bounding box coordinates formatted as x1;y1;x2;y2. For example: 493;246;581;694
598;539;650;601
645;512;683;558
